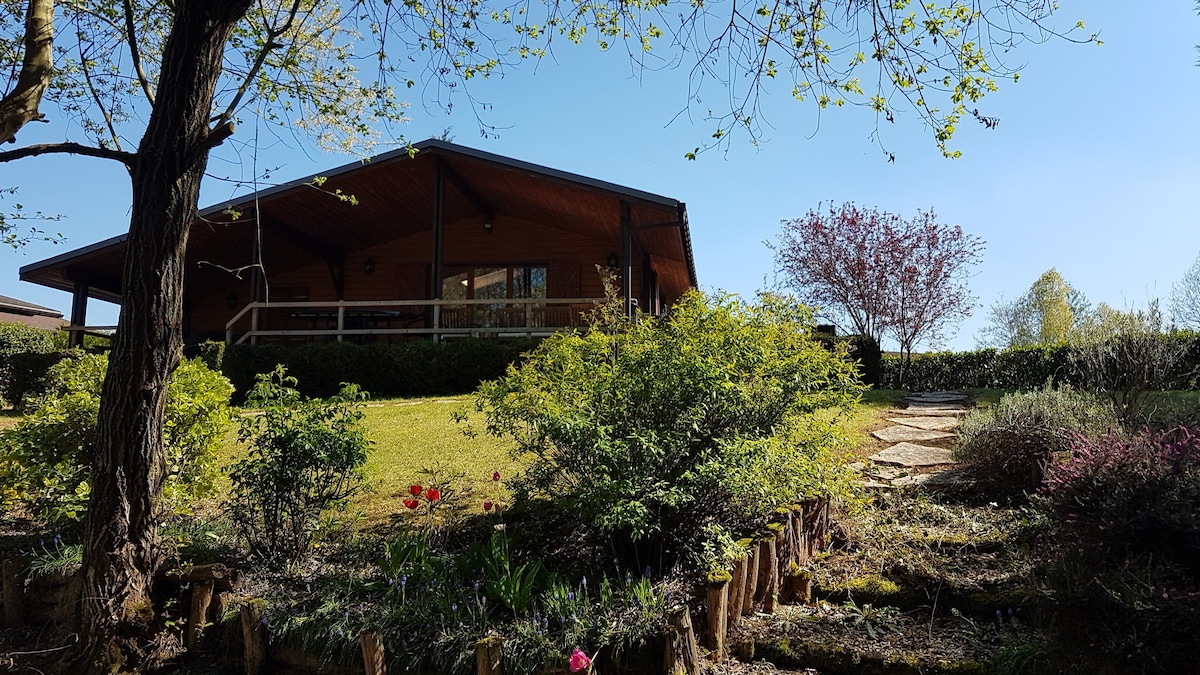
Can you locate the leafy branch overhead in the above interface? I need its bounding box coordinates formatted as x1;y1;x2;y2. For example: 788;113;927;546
0;0;1095;164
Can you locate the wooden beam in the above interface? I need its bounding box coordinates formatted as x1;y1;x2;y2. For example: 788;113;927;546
437;156;493;222
68;280;88;348
258;213;345;268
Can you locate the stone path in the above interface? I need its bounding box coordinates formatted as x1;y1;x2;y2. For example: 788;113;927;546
859;391;974;490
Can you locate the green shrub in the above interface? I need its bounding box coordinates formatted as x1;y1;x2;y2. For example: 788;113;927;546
0;353;233;526
955;386;1118;495
227;366;371;561
1072;331;1199;425
474;291;863;574
0;323;64;406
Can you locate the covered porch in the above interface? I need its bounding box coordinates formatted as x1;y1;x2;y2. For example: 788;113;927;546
19;140;697;346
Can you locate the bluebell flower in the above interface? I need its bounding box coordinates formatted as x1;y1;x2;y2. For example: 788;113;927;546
567;592;575;601
644;565;652;578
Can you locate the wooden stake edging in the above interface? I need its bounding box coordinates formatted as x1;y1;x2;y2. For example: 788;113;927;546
361;630;387;675
726;556;747;628
475;635;502;675
793;504;809;565
186;579;215;652
703;580;728;662
662;605;700;675
741;545;758;616
756;538;778;614
241;601;268;675
2;557;24;628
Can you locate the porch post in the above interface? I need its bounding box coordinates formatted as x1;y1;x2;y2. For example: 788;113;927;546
249;221;264;345
620;201;633;317
69;280;88;348
431;161;446;341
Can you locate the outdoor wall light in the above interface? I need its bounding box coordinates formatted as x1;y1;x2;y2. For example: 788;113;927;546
363;257;376;275
483;221;493;233
606;253;619;269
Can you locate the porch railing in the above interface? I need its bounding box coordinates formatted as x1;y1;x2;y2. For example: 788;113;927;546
224;297;606;345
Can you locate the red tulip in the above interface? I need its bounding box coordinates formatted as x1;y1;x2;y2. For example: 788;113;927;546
483;501;494;512
425;487;441;502
409;484;422;496
492;471;501;482
403;499;419;509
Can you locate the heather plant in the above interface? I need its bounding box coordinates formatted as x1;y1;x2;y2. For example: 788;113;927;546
228;366;370;561
474;289;863;574
1035;427;1200;672
955;386;1118;495
0;352;232;526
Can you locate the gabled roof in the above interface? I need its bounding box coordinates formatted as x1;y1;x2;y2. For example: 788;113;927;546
0;294;63;318
20;139;697;301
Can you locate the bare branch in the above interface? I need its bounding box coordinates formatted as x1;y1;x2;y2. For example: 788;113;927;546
124;0;157;105
0;0;54;144
0;142;136;166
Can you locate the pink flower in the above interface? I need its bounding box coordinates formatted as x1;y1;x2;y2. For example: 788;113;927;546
492;471;501;482
568;648;591;673
483;500;494;512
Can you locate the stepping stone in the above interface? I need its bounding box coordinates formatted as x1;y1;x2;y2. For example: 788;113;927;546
864;465;907;480
871;425;955;443
893;467;974;489
895;406;970;416
869;442;956;467
886;416;959;431
906;391;968;403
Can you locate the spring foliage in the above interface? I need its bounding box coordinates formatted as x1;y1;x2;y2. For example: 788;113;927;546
0;353;233;525
475;290;863;569
228;366;371;561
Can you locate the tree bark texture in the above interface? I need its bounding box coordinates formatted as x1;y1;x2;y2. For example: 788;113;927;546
0;0;53;144
76;2;252;672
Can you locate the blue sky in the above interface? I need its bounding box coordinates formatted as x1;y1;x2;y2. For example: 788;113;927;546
2;1;1198;351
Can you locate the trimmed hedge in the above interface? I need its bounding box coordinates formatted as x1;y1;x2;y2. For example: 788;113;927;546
881;332;1200;391
0;323;64;406
219;339;542;400
810;333;881;387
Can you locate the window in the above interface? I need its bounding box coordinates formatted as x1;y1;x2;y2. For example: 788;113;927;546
441;266;547;328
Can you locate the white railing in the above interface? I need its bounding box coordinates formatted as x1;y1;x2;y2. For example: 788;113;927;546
224;297;606;345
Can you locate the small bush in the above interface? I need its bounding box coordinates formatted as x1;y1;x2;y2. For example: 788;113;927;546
1073;331;1198;425
475;290;863;575
0;323;65;406
0;353;233;526
227;366;371;561
955;386;1118;495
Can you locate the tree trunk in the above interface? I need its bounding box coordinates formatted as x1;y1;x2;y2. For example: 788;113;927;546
74;2;251;672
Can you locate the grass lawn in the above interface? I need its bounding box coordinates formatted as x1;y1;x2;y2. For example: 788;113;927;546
0;409;19;432
220;396;521;525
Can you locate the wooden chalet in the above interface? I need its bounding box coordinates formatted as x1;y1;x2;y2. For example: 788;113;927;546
19;140;698;346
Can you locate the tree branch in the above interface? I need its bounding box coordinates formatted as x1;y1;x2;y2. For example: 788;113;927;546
0;0;54;144
216;0;304;126
123;0;157;105
0;142;136;166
